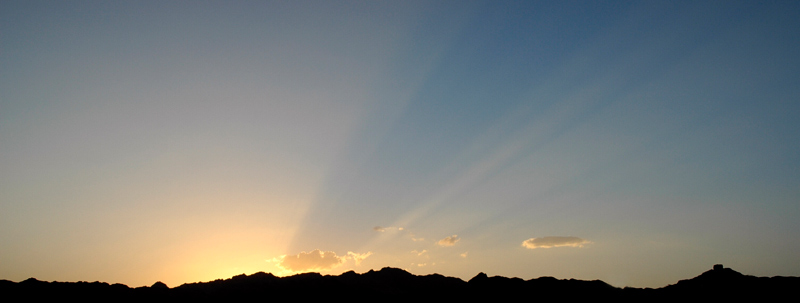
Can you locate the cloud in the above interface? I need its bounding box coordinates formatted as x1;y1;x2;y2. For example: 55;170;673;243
347;251;372;265
411;249;427;256
375;226;421;242
437;235;460;247
276;249;372;272
460;252;468;258
374;226;403;232
521;236;590;249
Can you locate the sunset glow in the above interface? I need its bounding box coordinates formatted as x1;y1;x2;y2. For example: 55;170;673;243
2;1;799;288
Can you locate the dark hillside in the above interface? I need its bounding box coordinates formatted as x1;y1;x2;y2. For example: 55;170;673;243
1;265;797;301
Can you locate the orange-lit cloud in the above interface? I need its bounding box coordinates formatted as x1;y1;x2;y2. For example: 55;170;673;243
521;236;590;249
275;249;372;272
437;235;460;247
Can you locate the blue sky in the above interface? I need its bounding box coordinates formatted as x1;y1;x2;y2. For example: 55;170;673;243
2;0;799;288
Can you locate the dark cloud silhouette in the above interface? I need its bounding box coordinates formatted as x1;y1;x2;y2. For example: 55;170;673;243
522;236;589;249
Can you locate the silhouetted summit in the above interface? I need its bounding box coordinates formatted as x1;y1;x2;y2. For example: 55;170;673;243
150;281;168;289
468;272;488;283
657;264;797;300
1;265;797;301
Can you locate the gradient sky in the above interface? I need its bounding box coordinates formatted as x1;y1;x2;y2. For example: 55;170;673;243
2;0;799;288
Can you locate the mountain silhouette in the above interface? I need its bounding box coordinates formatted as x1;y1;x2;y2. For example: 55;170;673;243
1;265;797;301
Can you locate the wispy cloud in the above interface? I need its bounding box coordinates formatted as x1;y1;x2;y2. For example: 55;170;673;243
347;251;372;265
437;235;460;247
522;237;590;249
373;226;403;232
274;249;372;272
373;226;423;243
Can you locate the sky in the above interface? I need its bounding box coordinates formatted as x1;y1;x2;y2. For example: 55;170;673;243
1;0;799;288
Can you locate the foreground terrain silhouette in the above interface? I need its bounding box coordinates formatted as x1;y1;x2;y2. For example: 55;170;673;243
2;265;797;301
